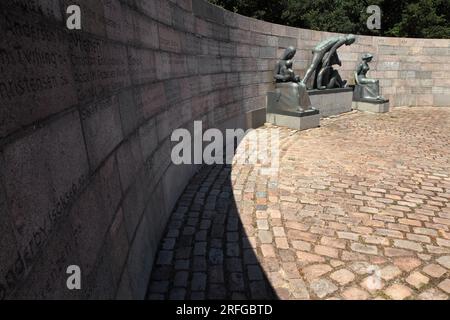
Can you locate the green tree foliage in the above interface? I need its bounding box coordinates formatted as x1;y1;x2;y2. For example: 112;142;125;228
387;0;450;38
209;0;450;38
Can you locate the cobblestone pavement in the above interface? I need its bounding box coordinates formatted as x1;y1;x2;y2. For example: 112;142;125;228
147;107;450;300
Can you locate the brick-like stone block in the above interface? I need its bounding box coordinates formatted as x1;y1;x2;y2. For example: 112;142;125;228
377;61;401;71
212;23;230;41
155;111;171;144
271;23;286;37
134;12;159;49
179;0;193;12
0;183;24;299
81;96;124;170
259;47;277;59
278;36;297;48
1;111;89;268
181;33;202;55
163;163;197;214
250;19;271;34
206;39;220;56
143;140;172;192
192;0;224;24
144;184;169;251
434;94;450;107
195;17;213;38
134;82;167;120
70;36;130;103
117;3;139;44
159;24;182;53
128;47;157;85
252;33;270;46
122;175;147;239
379;45;409;55
83;249;117;299
126;214;154;299
230;28;251;44
116;133;144;193
116;266;133;299
105;207;130;286
169;53;188;78
139;118;159;161
136;0;172;25
155;51;172;80
118;89;141;137
134;0;155;21
172;5;187;32
416;94;434;106
103;0;128;43
220;42;236;57
186;56;199;74
237;44;251;57
70;155;122;275
423;47;450;56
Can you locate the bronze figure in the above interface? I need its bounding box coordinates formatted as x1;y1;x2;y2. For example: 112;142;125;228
354;53;388;102
302;34;356;89
271;46;313;112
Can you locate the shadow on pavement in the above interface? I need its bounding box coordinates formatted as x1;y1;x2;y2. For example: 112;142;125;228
146;162;277;300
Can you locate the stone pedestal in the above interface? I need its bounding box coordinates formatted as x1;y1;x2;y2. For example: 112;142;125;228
266;89;320;131
308;87;354;118
266;109;320;130
352;100;390;113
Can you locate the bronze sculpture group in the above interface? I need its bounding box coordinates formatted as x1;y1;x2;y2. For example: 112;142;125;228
270;34;387;113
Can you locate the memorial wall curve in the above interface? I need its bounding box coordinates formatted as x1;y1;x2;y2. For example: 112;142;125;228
0;0;449;299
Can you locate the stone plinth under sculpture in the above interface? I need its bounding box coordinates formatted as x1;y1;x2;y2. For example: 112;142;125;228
266;47;320;130
352;100;390;113
352;53;390;113
303;35;356;118
309;87;354;118
266;93;320;130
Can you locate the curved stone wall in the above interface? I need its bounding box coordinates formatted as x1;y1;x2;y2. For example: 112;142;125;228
0;0;449;299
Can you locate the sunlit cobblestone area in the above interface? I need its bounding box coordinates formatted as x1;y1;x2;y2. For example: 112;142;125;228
148;107;450;300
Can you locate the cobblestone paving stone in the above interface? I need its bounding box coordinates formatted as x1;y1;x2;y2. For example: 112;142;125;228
147;107;450;300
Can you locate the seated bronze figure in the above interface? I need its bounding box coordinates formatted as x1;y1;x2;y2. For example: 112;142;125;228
271;46;313;112
354;53;388;103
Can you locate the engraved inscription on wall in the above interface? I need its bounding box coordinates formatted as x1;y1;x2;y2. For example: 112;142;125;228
0;11;77;137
